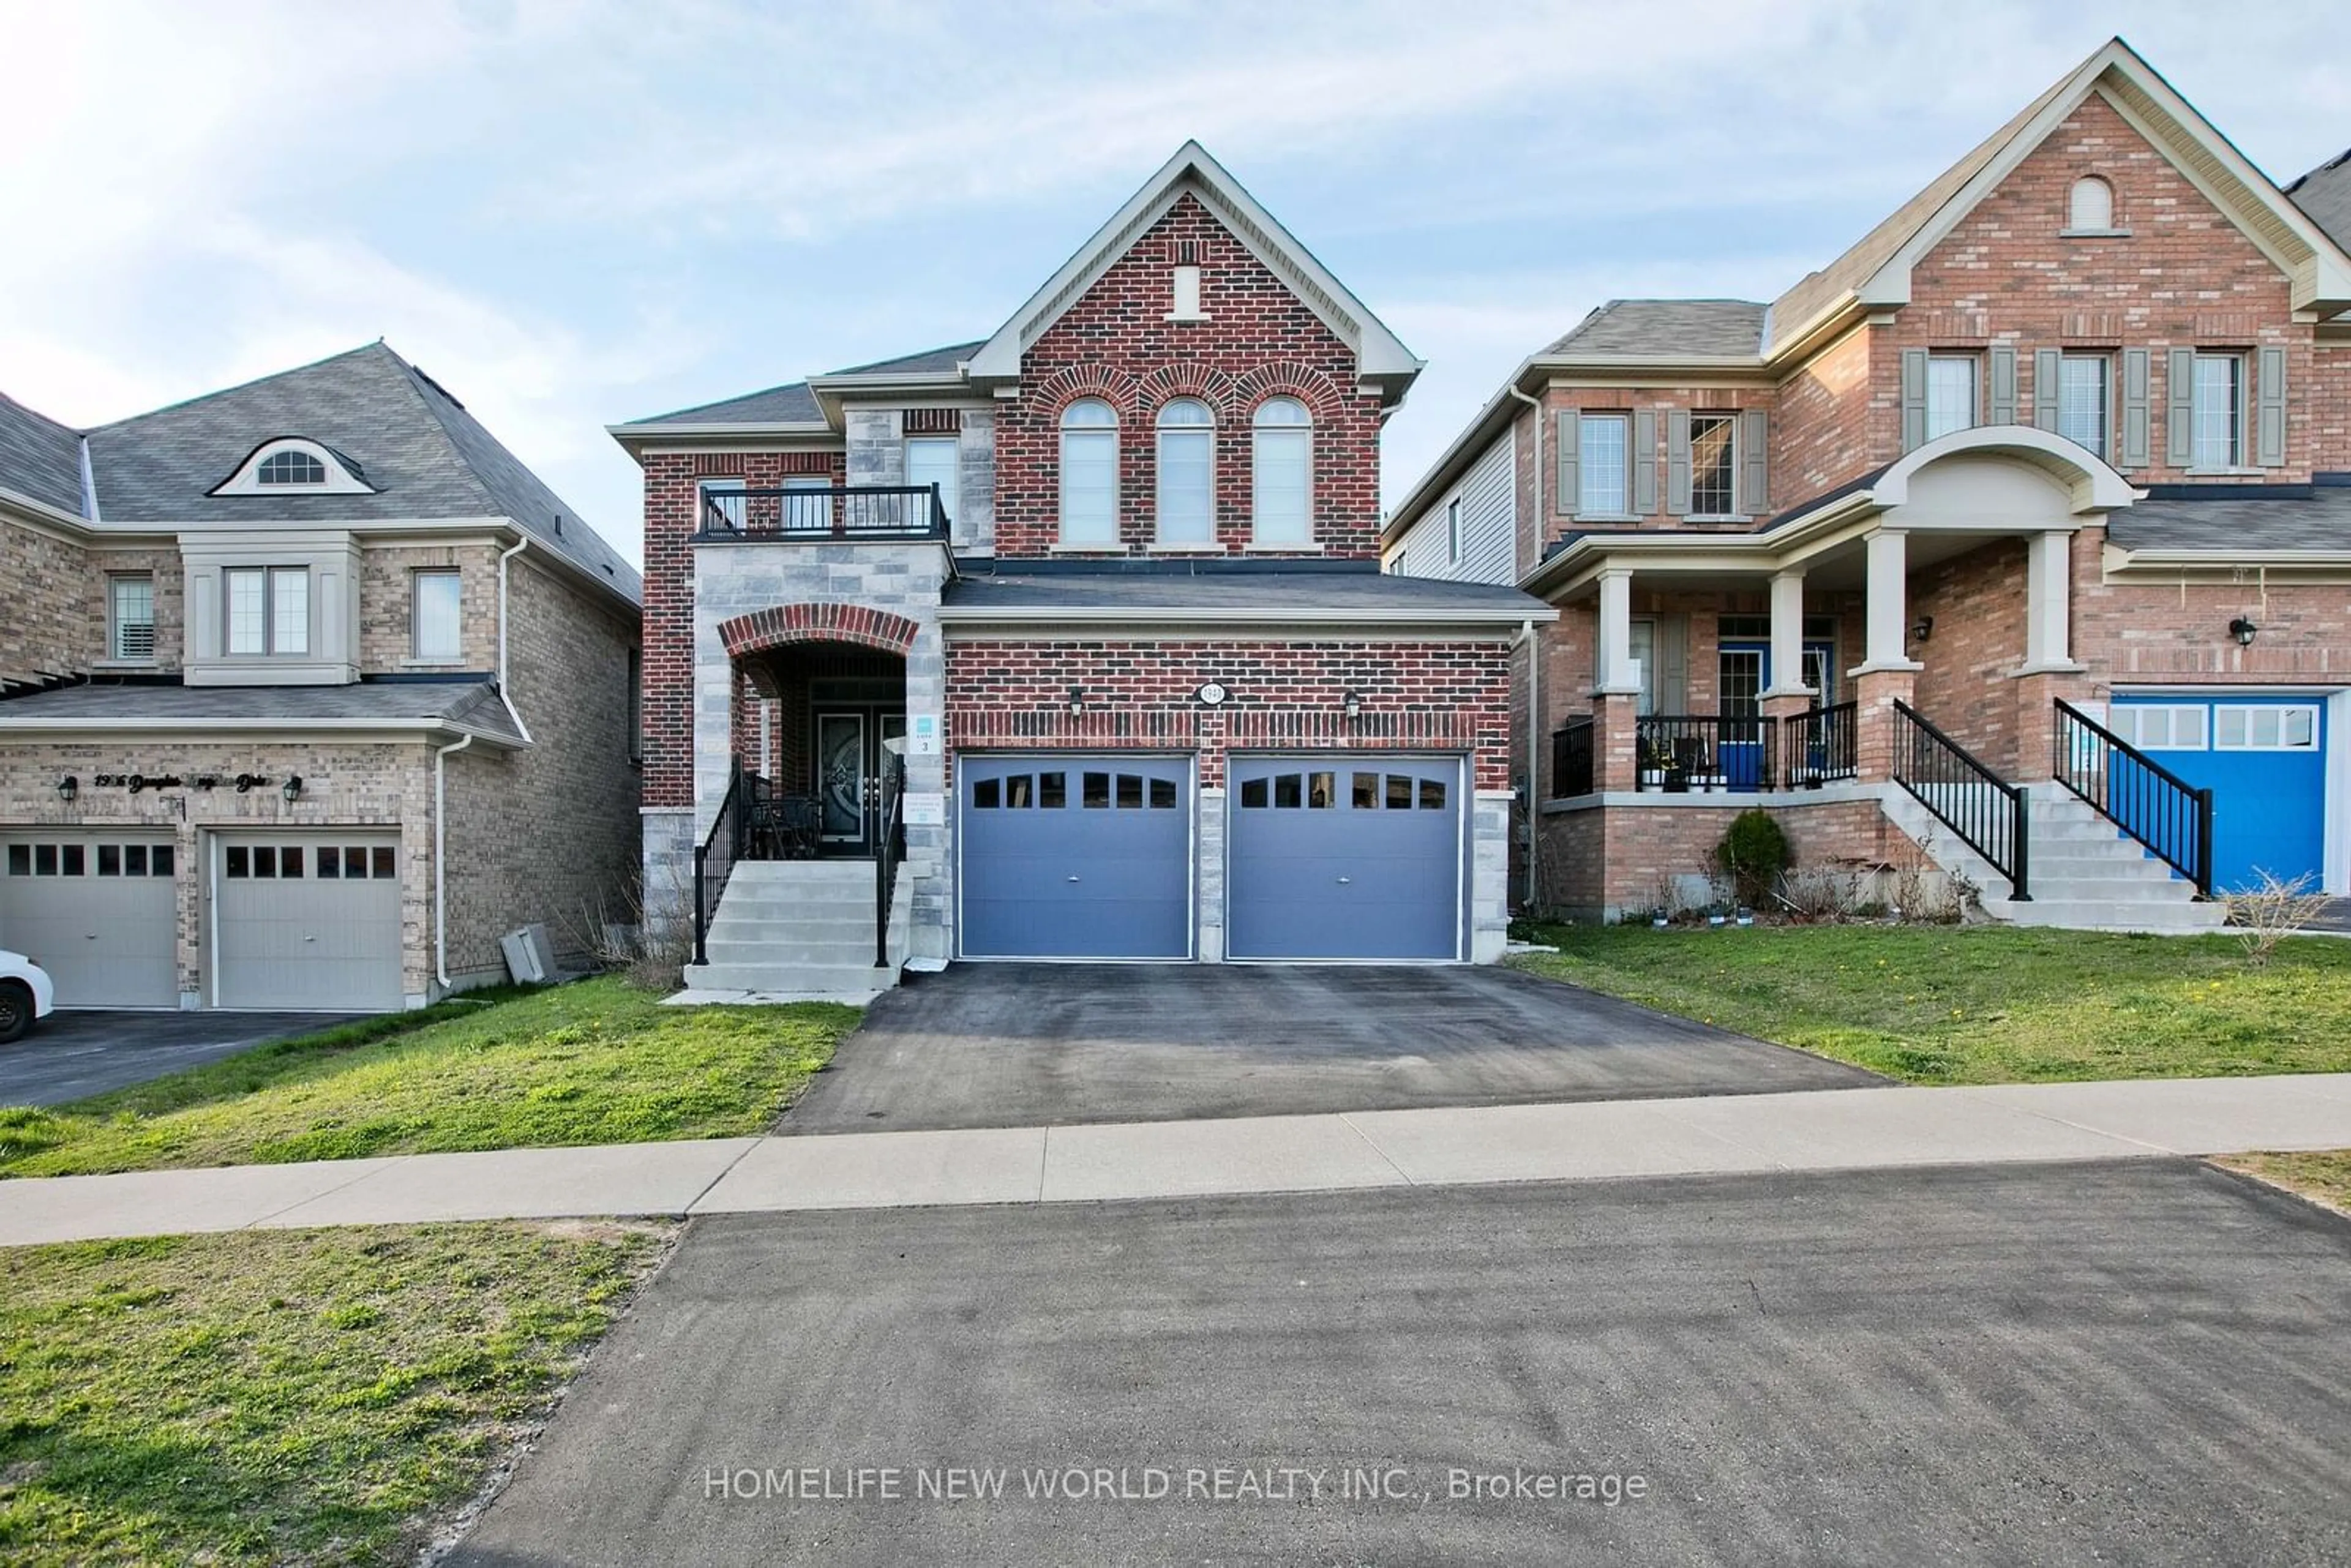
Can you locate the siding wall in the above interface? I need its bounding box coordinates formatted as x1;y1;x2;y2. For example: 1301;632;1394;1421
1388;431;1515;585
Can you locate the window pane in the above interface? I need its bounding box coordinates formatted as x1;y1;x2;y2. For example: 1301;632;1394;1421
318;846;341;879
254;846;277;879
1689;415;1737;514
1252;427;1310;542
152;845;173;877
2057;356;2109;459
414;571;462;661
699;479;748;531
2215;708;2248;748
111;576;155;661
972;779;996;814
6;845;26;876
1352;771;1378;809
1386;775;1413;810
1117;773;1142;809
226;568;267;655
1005;775;1033;809
225;845;248;878
1925;358;1977;441
61;844;84;876
1239;777;1268;809
1156;427;1213;543
1578;415;1628;514
2284;708;2317;748
1421;779;1448;810
905;437;958;525
371;846;395;879
1273;773;1302;809
1306;771;1335;808
782;477;830;533
34;844;55;876
1082;771;1110;808
2192;356;2241;468
1038;771;1066;809
1149;778;1177;809
1060;431;1117;542
125;844;148;876
97;844;120;876
272;569;309;655
281;846;304;878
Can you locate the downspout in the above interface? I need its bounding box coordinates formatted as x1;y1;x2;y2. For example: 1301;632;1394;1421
1506;384;1544;910
434;732;475;992
496;537;535;745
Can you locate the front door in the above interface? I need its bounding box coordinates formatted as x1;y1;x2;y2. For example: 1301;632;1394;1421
1718;642;1768;788
813;708;907;855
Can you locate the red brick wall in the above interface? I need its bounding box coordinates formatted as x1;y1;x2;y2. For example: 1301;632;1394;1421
1910;539;2030;771
2072;525;2351;685
1535;798;1903;916
1773;326;1877;506
639;449;845;808
944;638;1513;789
2315;343;2350;473
992;192;1381;559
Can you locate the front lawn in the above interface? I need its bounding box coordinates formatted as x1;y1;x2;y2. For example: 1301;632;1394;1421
0;977;855;1179
1510;924;2351;1084
2216;1150;2351;1215
0;1220;667;1566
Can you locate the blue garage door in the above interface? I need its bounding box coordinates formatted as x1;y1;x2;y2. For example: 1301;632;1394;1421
2109;696;2330;892
1228;756;1464;961
959;755;1192;959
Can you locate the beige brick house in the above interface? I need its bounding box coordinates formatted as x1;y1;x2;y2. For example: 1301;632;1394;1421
1387;37;2351;931
0;344;642;1010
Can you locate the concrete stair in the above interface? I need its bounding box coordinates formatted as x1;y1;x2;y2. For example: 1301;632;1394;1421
1884;781;2227;934
681;858;911;996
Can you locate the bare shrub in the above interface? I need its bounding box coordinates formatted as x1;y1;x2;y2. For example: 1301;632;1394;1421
1780;866;1866;921
2224;870;2334;966
560;864;696;992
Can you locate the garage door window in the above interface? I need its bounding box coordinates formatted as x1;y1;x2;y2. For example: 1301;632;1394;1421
2111;705;2207;751
7;840;172;878
2214;705;2319;751
317;846;397;879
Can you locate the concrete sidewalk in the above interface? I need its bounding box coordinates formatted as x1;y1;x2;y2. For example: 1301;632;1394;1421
6;1074;2351;1247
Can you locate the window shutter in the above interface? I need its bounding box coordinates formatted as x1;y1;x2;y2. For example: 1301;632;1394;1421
2120;348;2150;468
1740;409;1769;514
2256;345;2287;468
1554;408;1579;516
1665;409;1692;516
1988;345;2017;425
2165;347;2195;467
1656;616;1689;713
1899;348;1929;452
1632;408;1659;514
2031;349;2063;433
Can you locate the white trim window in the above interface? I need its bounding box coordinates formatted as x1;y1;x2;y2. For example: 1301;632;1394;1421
411;569;462;662
2057;354;2110;459
782;475;831;534
1059;399;1118;544
209;438;375;497
225;566;308;656
1925;355;1979;441
2191;354;2244;469
1250;397;1311;544
2112;705;2208;751
904;435;959;527
1578;413;1629;517
108;574;156;661
1154;398;1215;544
696;476;748;531
2214;704;2319;751
1688;413;1738;516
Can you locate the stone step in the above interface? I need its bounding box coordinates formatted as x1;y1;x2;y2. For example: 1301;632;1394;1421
682;959;901;994
728;860;882;883
708;899;885;927
703;936;888;966
1997;900;2228;932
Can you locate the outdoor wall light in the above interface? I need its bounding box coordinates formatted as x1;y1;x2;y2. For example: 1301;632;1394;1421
54;775;77;803
1343;689;1364;719
1067;687;1086;717
2229;616;2259;647
281;775;304;803
1910;616;1935;643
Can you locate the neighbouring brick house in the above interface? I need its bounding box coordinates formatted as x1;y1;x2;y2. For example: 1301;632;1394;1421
612;143;1550;989
0;344;642;1010
1387;38;2351;930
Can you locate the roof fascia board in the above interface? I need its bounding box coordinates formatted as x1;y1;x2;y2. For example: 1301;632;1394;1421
1536;355;1768;377
0;715;528;748
1763;301;1871;372
608;420;837;447
0;487;96;539
2105;545;2351;572
934;603;1551;628
806;369;973;426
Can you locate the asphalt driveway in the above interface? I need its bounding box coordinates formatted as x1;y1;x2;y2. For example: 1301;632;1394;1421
451;1160;2351;1566
0;1009;359;1106
781;961;1878;1133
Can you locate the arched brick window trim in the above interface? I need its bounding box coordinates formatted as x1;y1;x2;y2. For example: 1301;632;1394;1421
1036;364;1141;421
1135;362;1237;419
718;603;920;661
1230;362;1345;423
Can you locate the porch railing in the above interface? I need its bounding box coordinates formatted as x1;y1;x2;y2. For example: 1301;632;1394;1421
1635;715;1777;793
2052;699;2214;896
1892;700;2029;901
874;756;906;970
1781;700;1858;788
699;484;947;542
692;756;752;967
1551;716;1595;798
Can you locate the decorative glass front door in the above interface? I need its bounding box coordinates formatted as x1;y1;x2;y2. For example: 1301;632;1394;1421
817;712;868;848
1718;643;1768;788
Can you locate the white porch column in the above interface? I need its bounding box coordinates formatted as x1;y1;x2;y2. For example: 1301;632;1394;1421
1855;530;1922;673
1594;568;1640;693
2019;528;2081;673
1763;568;1812;698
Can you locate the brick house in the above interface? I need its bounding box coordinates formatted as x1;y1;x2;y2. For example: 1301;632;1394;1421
1385;39;2351;931
612;144;1551;989
0;344;642;1010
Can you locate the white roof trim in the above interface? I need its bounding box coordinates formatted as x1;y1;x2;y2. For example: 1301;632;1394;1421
1860;39;2351;317
606;421;835;441
966;141;1420;395
0;715;527;747
936;602;1549;627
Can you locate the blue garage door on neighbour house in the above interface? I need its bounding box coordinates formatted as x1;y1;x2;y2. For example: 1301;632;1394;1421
958;755;1193;959
2108;696;2331;892
1227;756;1465;961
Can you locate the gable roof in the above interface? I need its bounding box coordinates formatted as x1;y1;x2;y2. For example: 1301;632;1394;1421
2285;148;2351;256
964;141;1421;402
0;392;86;517
1546;300;1768;360
828;340;986;378
80;343;637;602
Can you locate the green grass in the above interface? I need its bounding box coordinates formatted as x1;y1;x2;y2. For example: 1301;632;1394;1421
0;977;857;1179
2215;1150;2351;1214
0;1220;667;1566
1510;923;2351;1084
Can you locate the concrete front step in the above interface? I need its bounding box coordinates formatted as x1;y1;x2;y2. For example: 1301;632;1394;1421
683;959;901;994
728;861;881;884
703;937;891;966
1993;900;2229;932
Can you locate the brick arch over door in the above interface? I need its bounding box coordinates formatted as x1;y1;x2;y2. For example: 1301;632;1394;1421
718;604;920;663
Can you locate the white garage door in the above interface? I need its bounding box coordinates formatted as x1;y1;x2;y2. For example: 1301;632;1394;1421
216;835;404;1011
0;831;181;1007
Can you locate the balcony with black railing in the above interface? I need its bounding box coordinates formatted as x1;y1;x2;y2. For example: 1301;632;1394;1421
1635;715;1777;793
697;484;948;542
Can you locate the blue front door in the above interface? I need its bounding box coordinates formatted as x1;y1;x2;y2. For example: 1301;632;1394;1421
958;755;1192;958
2109;696;2330;892
1226;756;1464;960
1718;643;1769;789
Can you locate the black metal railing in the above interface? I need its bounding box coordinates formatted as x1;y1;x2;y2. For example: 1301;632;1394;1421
699;484;947;542
1635;715;1777;793
1782;700;1858;788
2052;699;2214;896
1892;700;2029;901
1551;716;1595;798
874;756;907;970
692;756;751;967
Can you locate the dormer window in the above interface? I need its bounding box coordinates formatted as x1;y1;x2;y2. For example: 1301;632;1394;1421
209;438;376;497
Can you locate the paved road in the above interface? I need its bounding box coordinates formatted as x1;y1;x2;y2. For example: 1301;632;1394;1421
0;1009;359;1106
784;962;1880;1133
451;1161;2351;1567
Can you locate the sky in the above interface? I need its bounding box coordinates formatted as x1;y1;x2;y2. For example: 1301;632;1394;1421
2;1;2346;568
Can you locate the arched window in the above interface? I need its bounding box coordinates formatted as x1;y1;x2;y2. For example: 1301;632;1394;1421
1059;399;1118;544
2068;176;2114;232
1251;397;1311;544
257;448;328;486
1155;399;1215;544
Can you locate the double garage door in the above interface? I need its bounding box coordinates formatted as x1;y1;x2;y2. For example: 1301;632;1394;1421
957;753;1466;961
2108;695;2334;893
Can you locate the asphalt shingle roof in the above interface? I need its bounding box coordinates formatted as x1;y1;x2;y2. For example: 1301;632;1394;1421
827;340;986;377
0;392;86;516
2105;485;2351;554
628;341;988;427
942;568;1545;614
2285;148;2351;256
0;678;526;743
1545;300;1767;359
